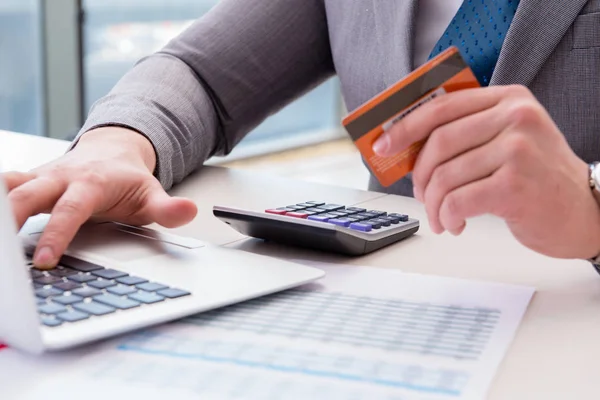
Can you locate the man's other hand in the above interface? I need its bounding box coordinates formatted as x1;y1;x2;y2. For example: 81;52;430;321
2;127;197;269
372;85;600;260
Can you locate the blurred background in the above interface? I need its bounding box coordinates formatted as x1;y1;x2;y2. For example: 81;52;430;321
0;0;345;162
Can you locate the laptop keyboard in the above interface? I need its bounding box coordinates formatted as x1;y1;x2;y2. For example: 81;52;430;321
28;254;191;328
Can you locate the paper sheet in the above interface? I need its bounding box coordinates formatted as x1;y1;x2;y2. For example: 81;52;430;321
2;262;534;400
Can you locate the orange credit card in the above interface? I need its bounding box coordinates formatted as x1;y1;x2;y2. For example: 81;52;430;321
342;46;480;187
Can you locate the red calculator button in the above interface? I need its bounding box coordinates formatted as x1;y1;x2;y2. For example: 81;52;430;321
265;209;287;215
286;212;309;219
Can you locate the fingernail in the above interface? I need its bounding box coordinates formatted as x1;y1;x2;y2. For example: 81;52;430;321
34;247;55;268
372;134;391;156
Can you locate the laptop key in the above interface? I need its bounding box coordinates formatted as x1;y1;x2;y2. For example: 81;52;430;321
88;279;117;289
48;267;78;277
73;301;116;316
157;288;191;299
53;281;82;292
93;294;140;310
128;291;165;304
53;294;84;305
38;303;68;315
136;282;168;292
116;276;148;286
56;310;89;323
92;269;128;280
72;286;103;298
107;285;137;296
30;269;45;279
41;316;62;327
35;287;63;298
68;273;97;283
59;255;104;272
34;275;63;285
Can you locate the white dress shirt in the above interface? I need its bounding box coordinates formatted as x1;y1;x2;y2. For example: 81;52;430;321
414;0;463;67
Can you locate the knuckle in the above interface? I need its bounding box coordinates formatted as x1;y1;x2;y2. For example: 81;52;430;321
504;135;532;160
430;164;452;191
507;100;542;127
429;126;452;158
443;192;462;217
8;186;31;203
501;165;525;195
54;198;83;215
504;84;531;98
80;170;107;187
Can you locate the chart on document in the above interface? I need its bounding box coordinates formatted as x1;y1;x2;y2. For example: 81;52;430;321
70;262;534;400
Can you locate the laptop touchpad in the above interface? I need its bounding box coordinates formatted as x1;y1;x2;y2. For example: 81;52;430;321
26;221;204;263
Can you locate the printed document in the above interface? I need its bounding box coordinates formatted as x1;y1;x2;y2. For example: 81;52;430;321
3;261;534;400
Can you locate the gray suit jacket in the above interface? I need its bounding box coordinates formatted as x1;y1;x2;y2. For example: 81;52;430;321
77;0;600;197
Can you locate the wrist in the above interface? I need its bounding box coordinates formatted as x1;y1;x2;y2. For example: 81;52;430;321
76;127;157;173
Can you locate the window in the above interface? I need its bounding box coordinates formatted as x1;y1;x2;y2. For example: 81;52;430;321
0;0;44;136
82;0;343;160
0;0;343;160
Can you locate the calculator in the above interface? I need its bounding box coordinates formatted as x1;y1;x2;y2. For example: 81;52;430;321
213;201;419;256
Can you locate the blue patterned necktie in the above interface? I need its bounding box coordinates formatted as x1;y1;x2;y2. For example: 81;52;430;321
428;0;520;86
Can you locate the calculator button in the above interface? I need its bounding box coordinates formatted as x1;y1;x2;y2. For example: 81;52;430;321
286;212;309;219
350;222;372;232
329;211;349;217
286;205;305;210
368;210;387;217
328;218;352;227
346;207;367;213
346;217;363;222
295;203;315;208
382;216;401;224
306;201;325;206
276;207;299;212
317;204;344;211
359;212;380;219
308;215;330;222
371;218;391;227
367;220;383;229
305;207;325;213
265;209;287;215
389;213;409;222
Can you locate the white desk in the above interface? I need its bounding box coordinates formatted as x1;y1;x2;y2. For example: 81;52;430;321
2;129;600;399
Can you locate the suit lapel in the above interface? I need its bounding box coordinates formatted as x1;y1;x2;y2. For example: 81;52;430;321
491;0;589;86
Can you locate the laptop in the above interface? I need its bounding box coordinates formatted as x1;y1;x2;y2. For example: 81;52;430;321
0;177;325;355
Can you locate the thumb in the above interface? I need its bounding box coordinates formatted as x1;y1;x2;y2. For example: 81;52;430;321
144;185;198;229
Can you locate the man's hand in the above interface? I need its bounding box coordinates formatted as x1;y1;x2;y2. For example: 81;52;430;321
2;127;197;269
372;85;600;260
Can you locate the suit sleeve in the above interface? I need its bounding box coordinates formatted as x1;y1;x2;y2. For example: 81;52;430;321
74;0;335;189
